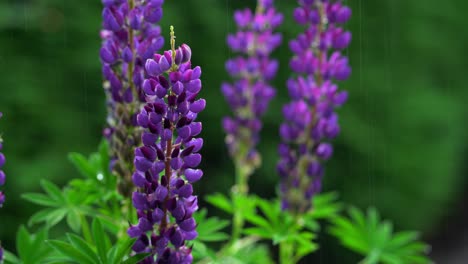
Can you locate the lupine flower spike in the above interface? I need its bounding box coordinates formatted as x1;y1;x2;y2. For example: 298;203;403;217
100;0;165;196
222;0;283;180
128;26;204;264
278;0;351;213
0;112;5;208
0;112;5;264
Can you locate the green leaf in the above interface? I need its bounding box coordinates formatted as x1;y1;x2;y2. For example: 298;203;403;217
28;208;55;227
205;193;233;213
92;218;108;263
255;197;279;227
16;226;31;263
243;227;273;239
295;232;319;261
45;208;68;228
349;206;367;230
29;228;50;262
109;237;135;264
243;213;271;231
303;217;320;232
68;152;96;180
97;215;120;235
121;254;151;264
66;233;100;263
66;209;82;233
194;209;230;243
98;140;115;188
41;256;78;264
3;249;20;264
40;180;65;203
220;238;274;264
47;240;95;264
387;231;419;249
308;192;342;220
191;240;210;261
330;207;432;264
14;226;51;264
21;193;60;207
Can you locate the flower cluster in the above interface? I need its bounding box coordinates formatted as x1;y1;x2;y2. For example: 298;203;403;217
100;0;165;196
222;0;283;175
278;0;351;213
0;113;5;208
127;28;204;263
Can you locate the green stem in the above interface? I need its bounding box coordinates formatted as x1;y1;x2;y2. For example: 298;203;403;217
231;163;249;242
279;240;295;264
80;215;93;243
360;250;381;264
127;0;137;101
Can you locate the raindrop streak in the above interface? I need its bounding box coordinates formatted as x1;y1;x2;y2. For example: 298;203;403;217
23;3;28;32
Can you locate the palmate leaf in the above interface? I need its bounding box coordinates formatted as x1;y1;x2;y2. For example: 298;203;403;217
195;236;275;264
21;179;95;231
22;140;122;233
306;192;342;220
47;240;96;264
68;141;116;190
241;196;319;263
191;209;230;261
205;193;233;214
5;226;55;264
46;224;143;264
225;240;274;264
194;209;230;242
204;192;339;262
329;207;432;264
92;218;109;263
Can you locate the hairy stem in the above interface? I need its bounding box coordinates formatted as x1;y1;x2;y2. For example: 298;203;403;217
231;162;249;241
160;130;173;232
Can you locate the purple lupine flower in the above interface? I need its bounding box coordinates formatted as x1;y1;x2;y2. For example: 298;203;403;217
128;27;203;263
222;0;282;176
0;112;5;208
0;245;3;264
100;0;165;197
278;0;351;213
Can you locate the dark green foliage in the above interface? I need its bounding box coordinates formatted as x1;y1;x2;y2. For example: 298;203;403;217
194;209;230;243
330;207;432;264
3;144;431;263
21;141;122;234
4;227;51;264
47;219;148;264
192;203;275;263
205;192;342;263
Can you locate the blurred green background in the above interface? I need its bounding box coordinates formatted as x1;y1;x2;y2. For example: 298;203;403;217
1;0;467;263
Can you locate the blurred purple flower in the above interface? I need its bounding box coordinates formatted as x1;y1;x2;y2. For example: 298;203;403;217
222;0;282;176
0;112;5;208
100;0;165;196
278;0;351;213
